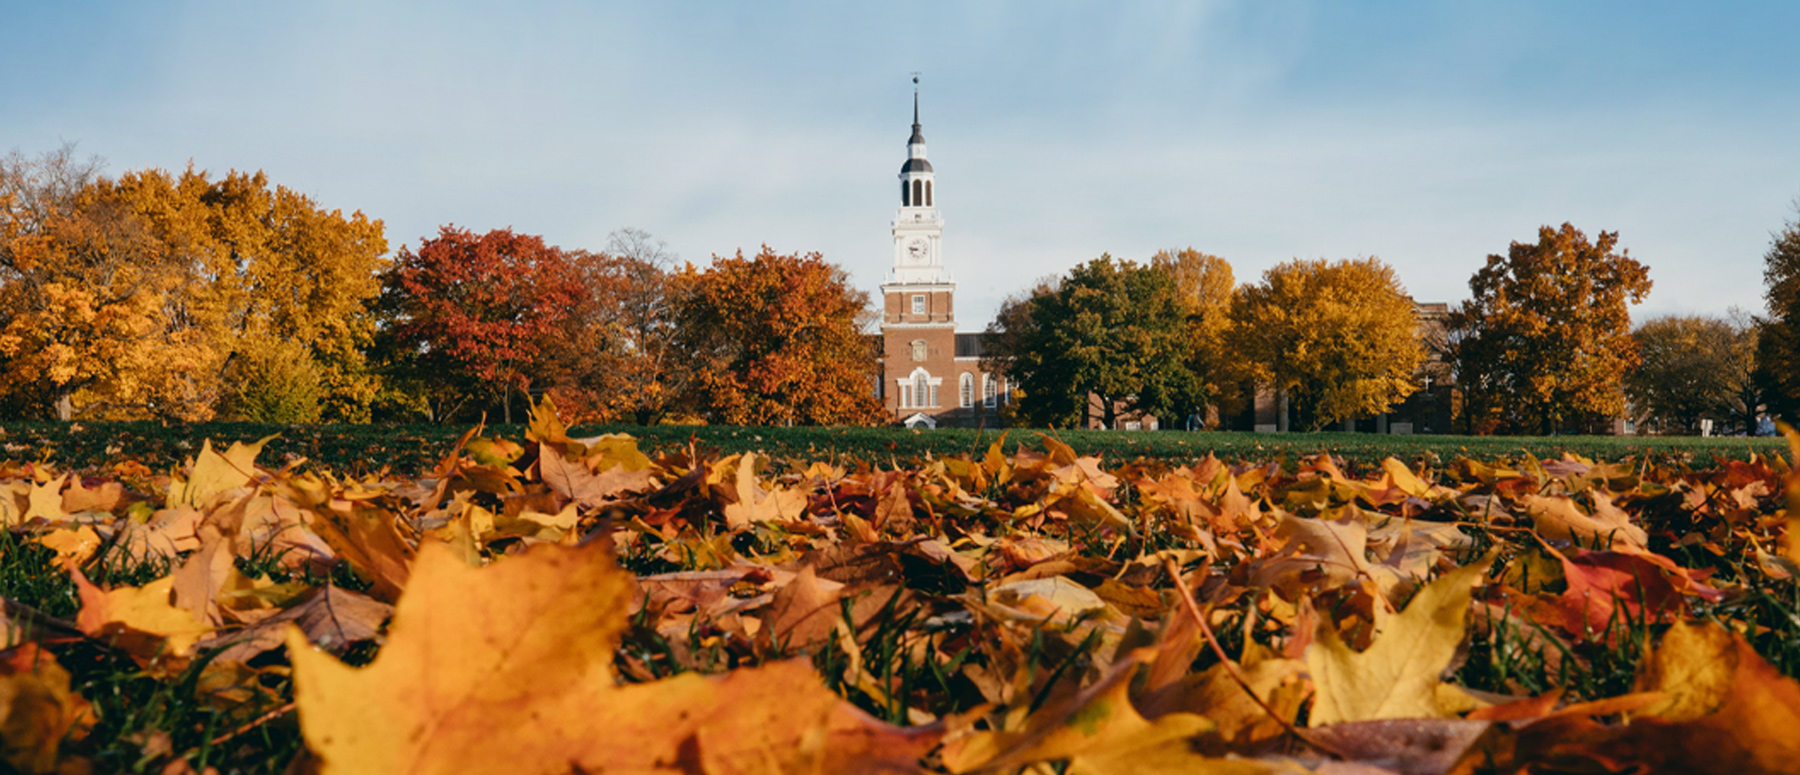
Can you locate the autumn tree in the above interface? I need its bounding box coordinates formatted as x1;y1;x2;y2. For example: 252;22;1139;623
537;229;690;425
1626;314;1756;435
1230;257;1422;431
109;167;389;421
1447;224;1652;435
1756;206;1800;423
0;146;218;420
671;246;882;426
0;147;389;422
982;255;1200;429
376;226;583;424
1151;248;1238;426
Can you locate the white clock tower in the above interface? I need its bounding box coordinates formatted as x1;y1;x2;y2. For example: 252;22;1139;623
880;84;973;425
887;91;948;285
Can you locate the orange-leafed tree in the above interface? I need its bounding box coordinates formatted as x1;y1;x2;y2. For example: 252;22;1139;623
673;247;883;426
537;229;691;425
1447;223;1652;435
377;226;584;424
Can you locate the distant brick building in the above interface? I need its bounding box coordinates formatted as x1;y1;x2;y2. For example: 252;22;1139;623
873;92;1457;434
874;93;1006;428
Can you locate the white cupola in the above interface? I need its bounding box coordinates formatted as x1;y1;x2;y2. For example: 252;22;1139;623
889;82;948;285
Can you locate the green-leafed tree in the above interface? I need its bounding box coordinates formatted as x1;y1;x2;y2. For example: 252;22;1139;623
982;255;1200;429
1230;257;1422;431
1447;224;1652;435
1625;314;1750;435
1756;206;1800;424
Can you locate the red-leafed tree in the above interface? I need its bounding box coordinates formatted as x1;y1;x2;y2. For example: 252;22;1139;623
376;226;583;423
673;247;883;426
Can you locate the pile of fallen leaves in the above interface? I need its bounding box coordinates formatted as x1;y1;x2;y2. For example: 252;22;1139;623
4;399;1800;774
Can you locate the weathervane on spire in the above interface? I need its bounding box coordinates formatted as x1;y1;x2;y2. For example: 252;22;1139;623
911;72;921;125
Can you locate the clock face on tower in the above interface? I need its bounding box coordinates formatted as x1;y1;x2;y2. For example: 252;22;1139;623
907;238;928;260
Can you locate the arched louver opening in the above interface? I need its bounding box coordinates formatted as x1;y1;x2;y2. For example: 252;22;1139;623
901;179;909;206
912;179;923;208
925;180;933;206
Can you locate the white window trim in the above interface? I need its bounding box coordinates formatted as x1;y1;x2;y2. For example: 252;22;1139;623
896;367;943;410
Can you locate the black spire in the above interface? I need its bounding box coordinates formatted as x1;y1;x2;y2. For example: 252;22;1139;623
909;74;925;146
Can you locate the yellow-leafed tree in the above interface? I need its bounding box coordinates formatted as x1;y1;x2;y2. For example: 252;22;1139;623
0;146;387;421
1152;248;1239;427
1229;257;1422;431
1447;223;1651;435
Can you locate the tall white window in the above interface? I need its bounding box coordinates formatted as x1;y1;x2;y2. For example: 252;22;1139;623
983;374;997;408
911;295;925;315
913;373;929;408
929;384;938;407
960;373;974;407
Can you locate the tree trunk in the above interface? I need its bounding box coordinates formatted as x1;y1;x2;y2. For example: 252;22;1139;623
55;393;74;422
503;384;513;425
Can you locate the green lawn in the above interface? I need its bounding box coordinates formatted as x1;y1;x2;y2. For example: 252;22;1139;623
3;420;1783;473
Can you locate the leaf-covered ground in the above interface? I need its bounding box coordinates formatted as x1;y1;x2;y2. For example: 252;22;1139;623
0;419;1782;473
4;403;1800;773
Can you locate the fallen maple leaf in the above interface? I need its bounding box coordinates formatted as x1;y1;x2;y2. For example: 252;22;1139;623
200;585;390;665
0;643;94;774
169;437;275;508
538;445;652;508
1514;620;1800;775
1306;555;1490;725
1522;492;1647;550
1528;547;1721;642
720;453;807;527
287;540;937;774
942;650;1297;775
72;571;212;666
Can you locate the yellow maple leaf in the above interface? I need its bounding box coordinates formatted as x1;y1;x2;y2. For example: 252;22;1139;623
720;452;806;527
22;474;68;522
168;436;276;508
287;540;937;774
72;572;213;665
1306;554;1490;725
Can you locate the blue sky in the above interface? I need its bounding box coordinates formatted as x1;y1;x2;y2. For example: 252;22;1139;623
5;1;1798;330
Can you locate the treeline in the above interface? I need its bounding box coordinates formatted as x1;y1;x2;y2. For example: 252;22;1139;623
4;145;1797;434
0;146;881;426
981;225;1654;435
983;218;1799;437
